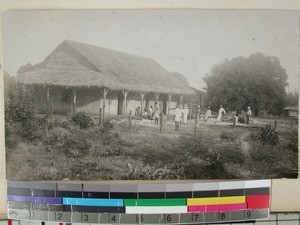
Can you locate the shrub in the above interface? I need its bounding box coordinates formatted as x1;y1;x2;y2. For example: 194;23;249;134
125;163;179;180
103;120;114;131
220;130;237;141
71;112;94;129
281;130;298;153
101;131;126;156
238;116;246;124
5;83;41;141
256;123;279;146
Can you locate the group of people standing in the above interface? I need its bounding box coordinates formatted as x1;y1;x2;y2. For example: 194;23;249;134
139;101;252;131
174;104;213;131
174;104;190;131
141;101;161;125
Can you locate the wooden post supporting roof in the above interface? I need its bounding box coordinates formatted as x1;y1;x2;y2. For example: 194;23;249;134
102;88;109;124
72;90;77;114
122;90;129;115
46;87;50;114
189;97;192;119
180;95;184;105
167;94;172;120
154;93;160;102
201;94;205;107
107;99;113;115
98;99;102;126
139;92;145;116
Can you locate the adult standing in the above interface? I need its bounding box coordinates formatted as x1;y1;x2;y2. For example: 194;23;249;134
153;101;160;125
182;104;189;125
204;107;212;123
196;105;201;122
215;105;226;123
148;105;153;120
174;104;182;131
246;106;252;125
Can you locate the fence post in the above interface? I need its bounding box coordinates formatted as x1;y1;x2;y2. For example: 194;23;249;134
129;110;132;128
99;108;102;126
233;116;237;128
50;102;53;122
160;113;163;133
274;120;277;129
194;112;198;134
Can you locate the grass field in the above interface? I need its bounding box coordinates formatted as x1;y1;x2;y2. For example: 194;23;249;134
5;114;298;180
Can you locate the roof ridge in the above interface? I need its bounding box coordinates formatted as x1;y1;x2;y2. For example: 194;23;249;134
63;39;157;63
63;40;102;72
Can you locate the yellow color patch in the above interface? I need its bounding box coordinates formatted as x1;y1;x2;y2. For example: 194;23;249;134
187;196;246;206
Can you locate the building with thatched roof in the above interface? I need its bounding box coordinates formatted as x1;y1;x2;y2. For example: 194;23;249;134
283;106;299;117
17;40;202;118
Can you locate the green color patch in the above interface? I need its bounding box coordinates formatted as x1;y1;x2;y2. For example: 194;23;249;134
124;198;186;206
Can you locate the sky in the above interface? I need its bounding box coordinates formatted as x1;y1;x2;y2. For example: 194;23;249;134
2;10;299;91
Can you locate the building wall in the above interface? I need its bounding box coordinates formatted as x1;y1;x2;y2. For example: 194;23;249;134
32;86;199;117
288;110;298;117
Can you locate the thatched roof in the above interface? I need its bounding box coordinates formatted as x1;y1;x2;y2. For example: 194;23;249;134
17;40;197;95
284;106;298;111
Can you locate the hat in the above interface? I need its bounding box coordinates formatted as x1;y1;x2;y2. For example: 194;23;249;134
247;107;250;109
197;105;201;108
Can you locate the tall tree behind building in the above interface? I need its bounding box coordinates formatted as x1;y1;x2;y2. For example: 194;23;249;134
203;53;288;115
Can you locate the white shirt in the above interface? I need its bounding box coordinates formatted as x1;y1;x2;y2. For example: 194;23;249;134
218;107;226;115
174;108;182;122
247;109;252;116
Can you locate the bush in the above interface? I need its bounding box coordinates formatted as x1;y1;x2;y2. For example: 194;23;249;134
220;130;237;141
256;123;279;146
5;83;41;141
238;116;246;124
101;131;126;156
125;163;179;180
281;130;298;153
71;112;94;129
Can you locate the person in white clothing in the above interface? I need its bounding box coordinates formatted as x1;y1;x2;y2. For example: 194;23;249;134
182;104;189;125
174;104;182;131
215;105;226;123
246;106;252;125
204;107;212;123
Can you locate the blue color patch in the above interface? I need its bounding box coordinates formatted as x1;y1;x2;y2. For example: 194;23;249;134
63;198;123;207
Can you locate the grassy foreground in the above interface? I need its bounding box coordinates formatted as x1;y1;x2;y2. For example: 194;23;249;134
5;114;298;180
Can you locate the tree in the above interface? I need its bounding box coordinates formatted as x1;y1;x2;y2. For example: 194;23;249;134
203;53;288;115
285;91;298;107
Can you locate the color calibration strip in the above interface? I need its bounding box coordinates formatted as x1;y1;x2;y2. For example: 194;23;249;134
7;180;271;224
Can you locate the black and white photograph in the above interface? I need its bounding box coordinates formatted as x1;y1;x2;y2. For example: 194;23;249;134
2;10;299;181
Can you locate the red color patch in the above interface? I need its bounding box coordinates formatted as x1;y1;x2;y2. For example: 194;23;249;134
247;194;270;209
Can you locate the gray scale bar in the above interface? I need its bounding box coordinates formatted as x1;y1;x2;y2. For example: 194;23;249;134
7;209;270;224
100;213;121;224
7;202;31;210
83;184;110;192
165;183;193;192
31;203;51;211
56;183;83;192
30;210;49;221
192;182;220;191
71;212;100;223
159;214;179;224
179;213;204;224
8;209;30;220
110;184;139;193
48;211;72;222
138;184;166;192
8;181;56;190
